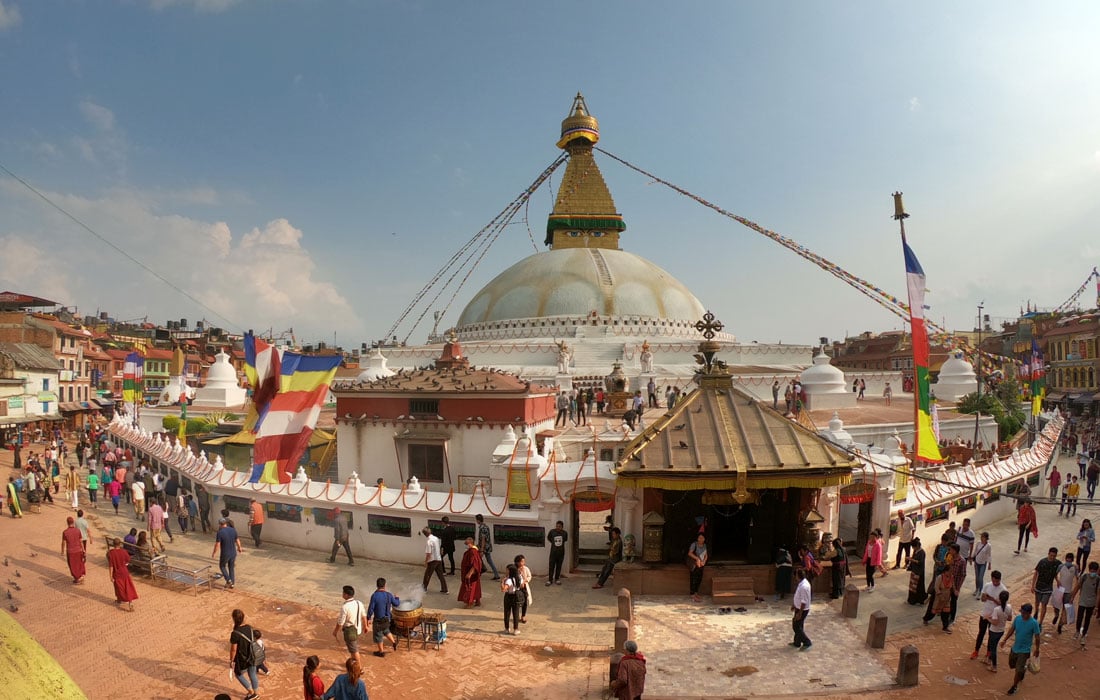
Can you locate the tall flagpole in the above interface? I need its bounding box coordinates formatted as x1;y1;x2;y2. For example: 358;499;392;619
894;192;944;466
893;192;917;464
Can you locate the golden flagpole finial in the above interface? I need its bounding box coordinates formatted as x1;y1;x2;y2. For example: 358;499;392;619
892;191;909;220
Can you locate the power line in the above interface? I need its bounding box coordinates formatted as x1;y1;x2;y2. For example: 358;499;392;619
0;160;242;332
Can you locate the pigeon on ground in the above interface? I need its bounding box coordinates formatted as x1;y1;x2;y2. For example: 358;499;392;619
673;424;685;430
8;604;17;613
679;441;689;449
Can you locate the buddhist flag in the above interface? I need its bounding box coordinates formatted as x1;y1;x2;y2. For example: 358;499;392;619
244;332;281;426
904;241;944;464
1030;339;1045;416
249;351;342;484
122;352;144;411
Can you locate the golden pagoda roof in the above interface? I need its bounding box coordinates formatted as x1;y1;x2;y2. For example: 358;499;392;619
614;374;856;491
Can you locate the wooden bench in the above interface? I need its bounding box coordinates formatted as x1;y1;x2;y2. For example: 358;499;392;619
711;576;756;605
108;537;163;578
150;556;214;595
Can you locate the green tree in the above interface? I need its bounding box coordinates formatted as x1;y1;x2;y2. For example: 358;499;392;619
955;382;1027;443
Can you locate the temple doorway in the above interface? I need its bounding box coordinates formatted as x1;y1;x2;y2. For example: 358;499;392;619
571;491;614;571
654;489;802;565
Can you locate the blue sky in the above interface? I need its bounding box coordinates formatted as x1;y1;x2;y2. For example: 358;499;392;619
2;1;1099;349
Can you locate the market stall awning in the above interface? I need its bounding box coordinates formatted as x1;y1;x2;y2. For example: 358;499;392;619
58;402;83;412
1072;393;1096;404
1044;392;1065;402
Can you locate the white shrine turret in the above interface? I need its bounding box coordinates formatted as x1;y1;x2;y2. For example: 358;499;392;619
933;351;978;403
356;347;397;383
820;412;854;448
192;351;248;407
800;348;856;410
156;374;195;406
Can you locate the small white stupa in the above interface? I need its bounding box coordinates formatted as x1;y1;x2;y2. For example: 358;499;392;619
356;347;397;383
192;351;247;407
819;412;854;448
933;351;978;403
156;375;195;406
800;348;856;410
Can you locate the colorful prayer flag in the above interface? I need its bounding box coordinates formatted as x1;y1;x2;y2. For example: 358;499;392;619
244;332;281;427
903;241;944;464
249;351;342;484
1030;338;1045;416
122;352;144;415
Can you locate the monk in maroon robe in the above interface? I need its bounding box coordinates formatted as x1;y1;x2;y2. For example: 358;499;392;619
457;537;483;608
107;538;138;610
61;517;86;583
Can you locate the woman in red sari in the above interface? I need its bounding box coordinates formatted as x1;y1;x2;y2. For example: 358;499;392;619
458;537;483;608
61;516;86;584
107;537;138;611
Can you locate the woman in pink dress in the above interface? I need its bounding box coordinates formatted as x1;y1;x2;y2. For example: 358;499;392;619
61;517;86;584
107;537;138;611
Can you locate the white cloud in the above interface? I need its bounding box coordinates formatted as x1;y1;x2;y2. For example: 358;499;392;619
79;100;116;132
909;97;921;111
0;185;362;341
0;1;21;30
0;234;74;303
149;0;241;13
73;100;127;173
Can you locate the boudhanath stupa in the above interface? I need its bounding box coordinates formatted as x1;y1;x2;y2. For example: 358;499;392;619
379;94;812;392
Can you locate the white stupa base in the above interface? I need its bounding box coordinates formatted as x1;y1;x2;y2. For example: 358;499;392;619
192;387;247;408
805;392;857;411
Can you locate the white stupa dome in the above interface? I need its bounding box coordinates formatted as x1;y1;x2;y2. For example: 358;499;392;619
800;349;847;395
357;347;397;383
934;350;977;402
205;351;238;388
455;248;706;332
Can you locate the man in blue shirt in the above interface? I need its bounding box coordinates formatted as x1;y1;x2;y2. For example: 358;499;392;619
211;519;242;589
1000;602;1041;695
366;577;400;658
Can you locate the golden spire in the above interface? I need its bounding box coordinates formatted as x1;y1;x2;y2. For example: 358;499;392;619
546;93;625;249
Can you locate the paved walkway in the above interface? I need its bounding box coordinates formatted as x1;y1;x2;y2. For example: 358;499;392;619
845;451;1092;635
633;597;896;697
4;442;1094;699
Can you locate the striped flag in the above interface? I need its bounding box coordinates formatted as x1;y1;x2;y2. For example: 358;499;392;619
1030;339;1045;416
249;351;342;484
904;241;944;464
122;352;144;414
244;332;281;426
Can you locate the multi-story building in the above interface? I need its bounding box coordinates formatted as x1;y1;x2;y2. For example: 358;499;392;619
831;331;950;378
142;347;173;402
1043;313;1100;406
106;349;131;398
26;314;95;404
